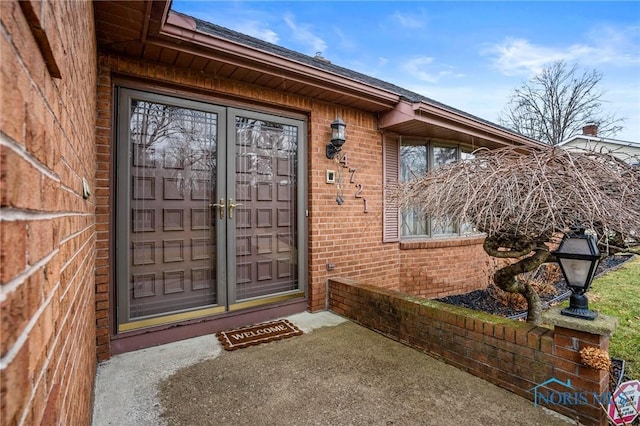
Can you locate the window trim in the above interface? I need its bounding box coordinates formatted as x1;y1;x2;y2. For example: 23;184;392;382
397;137;475;240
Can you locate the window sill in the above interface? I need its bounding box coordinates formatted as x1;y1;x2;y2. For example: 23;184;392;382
399;234;486;250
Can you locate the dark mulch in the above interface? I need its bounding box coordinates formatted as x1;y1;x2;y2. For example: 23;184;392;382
437;254;632;320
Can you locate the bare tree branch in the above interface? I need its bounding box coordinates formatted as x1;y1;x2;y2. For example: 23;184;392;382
499;61;625;145
398;145;640;323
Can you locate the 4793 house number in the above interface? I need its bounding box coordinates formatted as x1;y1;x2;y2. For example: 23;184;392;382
334;152;368;213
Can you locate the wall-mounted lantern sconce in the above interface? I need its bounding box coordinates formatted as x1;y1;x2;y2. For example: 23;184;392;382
326;117;346;159
552;227;601;320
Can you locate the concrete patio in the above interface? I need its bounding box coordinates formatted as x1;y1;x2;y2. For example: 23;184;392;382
92;311;574;425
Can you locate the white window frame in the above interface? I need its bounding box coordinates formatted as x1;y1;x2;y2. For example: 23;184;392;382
399;138;473;239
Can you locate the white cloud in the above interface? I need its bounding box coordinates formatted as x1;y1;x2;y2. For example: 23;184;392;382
333;27;356;51
402;56;459;84
283;13;327;55
235;21;280;44
405;83;513;125
391;11;426;29
599;83;640;142
484;25;640;77
482;38;584;76
585;24;640;67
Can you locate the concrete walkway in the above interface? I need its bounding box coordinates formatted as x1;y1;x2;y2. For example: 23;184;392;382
92;311;573;425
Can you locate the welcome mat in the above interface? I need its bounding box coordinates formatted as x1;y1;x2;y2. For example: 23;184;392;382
216;319;303;351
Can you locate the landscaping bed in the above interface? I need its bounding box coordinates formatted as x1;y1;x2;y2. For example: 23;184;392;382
436;254;637;392
436;254;632;320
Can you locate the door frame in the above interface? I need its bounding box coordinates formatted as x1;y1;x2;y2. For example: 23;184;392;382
114;87;308;333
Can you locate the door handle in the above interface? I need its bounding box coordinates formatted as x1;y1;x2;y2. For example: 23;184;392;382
228;199;243;219
209;198;225;219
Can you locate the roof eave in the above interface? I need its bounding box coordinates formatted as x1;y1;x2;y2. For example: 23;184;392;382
159;12;400;110
379;100;543;148
95;2;542;148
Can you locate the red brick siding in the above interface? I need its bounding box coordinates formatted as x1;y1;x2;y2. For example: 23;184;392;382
399;236;496;298
94;61;113;362
328;278;611;426
95;55;403;356
1;1;97;425
95;55;504;355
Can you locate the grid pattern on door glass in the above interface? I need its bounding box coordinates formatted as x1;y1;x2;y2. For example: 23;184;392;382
234;117;298;301
129;100;218;318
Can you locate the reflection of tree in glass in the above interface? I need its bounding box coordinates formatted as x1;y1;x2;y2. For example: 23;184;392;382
129;100;217;197
235;117;297;187
433;146;457;167
401;144;459;235
401;145;427;182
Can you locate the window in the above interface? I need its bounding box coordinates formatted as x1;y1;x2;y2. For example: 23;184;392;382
398;139;472;238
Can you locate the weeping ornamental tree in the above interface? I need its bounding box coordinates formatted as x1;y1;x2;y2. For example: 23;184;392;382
399;146;640;324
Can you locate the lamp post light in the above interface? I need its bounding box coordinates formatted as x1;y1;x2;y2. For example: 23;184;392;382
552;228;601;320
326;117;346;159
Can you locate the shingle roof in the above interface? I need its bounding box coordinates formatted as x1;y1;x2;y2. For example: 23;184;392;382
194;18;432;100
190;14;508;129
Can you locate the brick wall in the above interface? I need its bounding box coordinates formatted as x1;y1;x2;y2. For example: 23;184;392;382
329;278;611;425
399;235;495;298
94;53;505;357
94;58;113;362
1;1;97;425
95;55;402;356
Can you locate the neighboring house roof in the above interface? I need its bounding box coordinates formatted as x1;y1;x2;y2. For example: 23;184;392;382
93;1;543;150
558;134;640;149
558;134;640;164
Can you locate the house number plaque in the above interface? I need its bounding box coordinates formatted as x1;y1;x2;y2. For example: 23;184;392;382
335;152;368;212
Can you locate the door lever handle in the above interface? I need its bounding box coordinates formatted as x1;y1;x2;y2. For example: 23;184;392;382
209;198;225;219
228;199;243;219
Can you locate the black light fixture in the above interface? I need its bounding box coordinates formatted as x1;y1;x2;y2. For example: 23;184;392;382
326;117;346;159
552;227;601;320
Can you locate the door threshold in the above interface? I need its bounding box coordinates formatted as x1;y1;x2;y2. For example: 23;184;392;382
110;297;307;355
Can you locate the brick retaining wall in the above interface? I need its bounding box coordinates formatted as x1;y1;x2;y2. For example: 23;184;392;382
328;278;612;425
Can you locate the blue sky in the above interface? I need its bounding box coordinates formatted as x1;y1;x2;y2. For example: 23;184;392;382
171;1;640;141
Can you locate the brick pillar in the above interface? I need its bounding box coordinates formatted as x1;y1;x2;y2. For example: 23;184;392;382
543;306;618;426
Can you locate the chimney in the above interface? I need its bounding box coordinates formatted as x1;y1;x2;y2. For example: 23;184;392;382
583;122;598;136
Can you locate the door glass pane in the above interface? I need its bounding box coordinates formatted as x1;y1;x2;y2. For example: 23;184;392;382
129;100;218;318
234;117;298;301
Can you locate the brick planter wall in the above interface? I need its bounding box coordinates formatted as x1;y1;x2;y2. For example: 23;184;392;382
328;278;613;425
